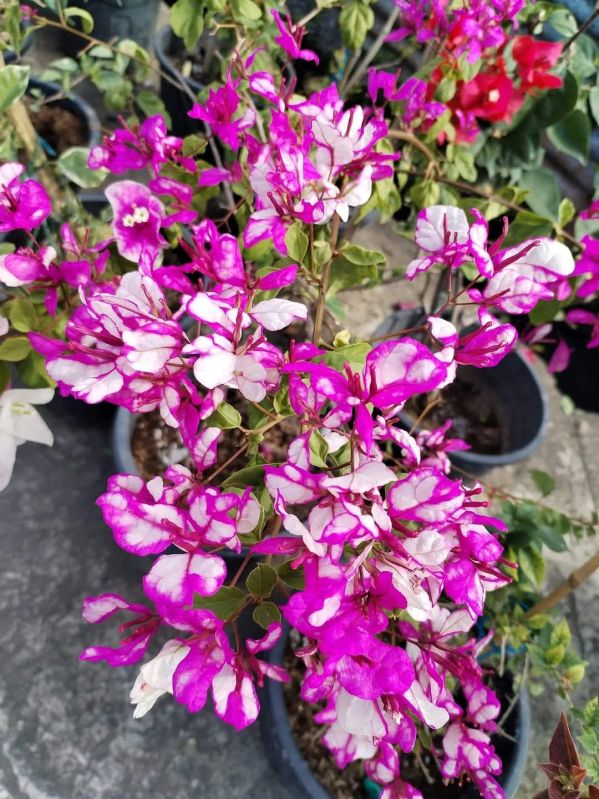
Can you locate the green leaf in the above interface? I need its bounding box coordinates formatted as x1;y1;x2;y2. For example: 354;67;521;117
88;45;114;59
550;618;572;649
205;402;242;429
57;147;108;188
518;546;546;589
502;210;553;247
193;586;245;618
547;109;591;164
509;71;577;138
563;663;585;685
325;342;371;371
277;559;305;590
183;134;206;157
135;91;171;126
560;394;575;416
63;6;95;33
252;601;281;629
311;240;332;269
328;256;378;293
339;243;385;266
535;519;570;553
0;336;31;361
453;148;477;182
309;429;329;469
273;385;292;415
547;8;578;36
569;34;597;81
15;351;53;388
409;179;440;209
339;1;374;50
519;169;560;220
0;65;30;113
589;86;599;127
221;463;267;489
246;563;277;598
48;57;79;73
231;0;262;23
529;299;561;326
170;0;205;51
530;469;556;497
557;198;576;228
9;299;37;333
544;644;566;665
284;222;309;265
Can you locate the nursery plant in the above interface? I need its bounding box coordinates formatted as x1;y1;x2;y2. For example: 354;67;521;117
0;1;598;798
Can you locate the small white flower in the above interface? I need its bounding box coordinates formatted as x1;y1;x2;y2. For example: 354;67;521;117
130;640;189;718
0;388;54;491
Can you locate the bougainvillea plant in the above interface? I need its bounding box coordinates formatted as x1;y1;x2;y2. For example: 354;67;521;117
0;1;594;798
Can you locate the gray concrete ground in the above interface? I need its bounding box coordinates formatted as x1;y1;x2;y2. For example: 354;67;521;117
5;18;599;799
0;399;294;799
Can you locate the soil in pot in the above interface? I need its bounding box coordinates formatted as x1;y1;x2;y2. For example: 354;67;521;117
406;374;503;455
131;404;301;482
25;98;87;155
283;639;520;799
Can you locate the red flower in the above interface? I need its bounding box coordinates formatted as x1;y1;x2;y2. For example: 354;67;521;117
453;65;523;123
512;35;563;92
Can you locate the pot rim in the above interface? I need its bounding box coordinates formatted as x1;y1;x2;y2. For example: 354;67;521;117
401;346;549;467
27;76;102;149
375;310;549;467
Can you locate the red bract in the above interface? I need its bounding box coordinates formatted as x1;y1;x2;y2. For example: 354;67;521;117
512;35;563;91
453;64;523;123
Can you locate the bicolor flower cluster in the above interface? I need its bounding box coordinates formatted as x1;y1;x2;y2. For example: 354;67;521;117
381;1;562;141
0;23;579;798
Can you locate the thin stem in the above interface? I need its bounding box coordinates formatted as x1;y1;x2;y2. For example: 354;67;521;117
312;213;341;344
297;6;321;27
562;2;599;52
344;7;400;95
229;549;255;588
414;750;435;786
366;324;427;344
339;50;362;96
498;654;529;729
388;130;440;178
409;395;440;434
204;440;249;484
522;552;599;619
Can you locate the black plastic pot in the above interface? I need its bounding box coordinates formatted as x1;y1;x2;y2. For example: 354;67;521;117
260;630;531;799
154;25;204;138
374;311;549;476
27;76;102;151
61;0;160;57
539;319;599;414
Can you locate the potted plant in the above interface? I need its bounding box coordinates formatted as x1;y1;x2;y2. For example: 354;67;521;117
26;76;101;154
0;2;596;799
